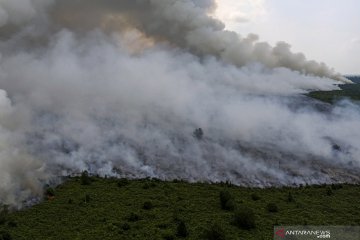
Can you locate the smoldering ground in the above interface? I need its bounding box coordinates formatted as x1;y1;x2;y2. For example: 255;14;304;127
0;0;359;207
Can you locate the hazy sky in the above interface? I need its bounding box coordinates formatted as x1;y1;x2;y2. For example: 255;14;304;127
215;0;360;74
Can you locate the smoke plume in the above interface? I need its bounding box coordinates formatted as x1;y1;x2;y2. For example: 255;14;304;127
0;0;359;207
50;0;350;82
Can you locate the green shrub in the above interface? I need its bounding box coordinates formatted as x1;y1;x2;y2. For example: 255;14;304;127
233;206;256;230
80;171;91;185
7;221;17;228
120;222;131;231
222;181;234;188
331;184;343;190
219;190;232;210
117;178;129;187
202;223;227;240
143;201;153;210
251;193;261;201
224;199;236;211
126;213;140;222
162;232;175;240
326;187;333;196
176;220;188;238
287;192;294;202
266;203;278;213
45;187;55;197
0;216;5;225
0;206;8;225
0;231;12;240
84;194;91;203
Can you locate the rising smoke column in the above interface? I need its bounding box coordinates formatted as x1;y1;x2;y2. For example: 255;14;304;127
0;0;351;82
50;0;349;82
0;0;359;207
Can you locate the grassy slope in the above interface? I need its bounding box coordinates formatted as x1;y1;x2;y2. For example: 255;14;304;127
308;84;360;103
0;178;359;240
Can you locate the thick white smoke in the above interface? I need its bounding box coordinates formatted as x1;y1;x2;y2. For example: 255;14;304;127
0;0;359;207
51;0;349;82
0;0;51;27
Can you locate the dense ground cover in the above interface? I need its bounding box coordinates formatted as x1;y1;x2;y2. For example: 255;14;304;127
0;177;359;240
308;83;360;103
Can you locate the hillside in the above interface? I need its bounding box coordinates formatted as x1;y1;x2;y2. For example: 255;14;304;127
345;76;360;84
0;177;359;240
308;83;360;103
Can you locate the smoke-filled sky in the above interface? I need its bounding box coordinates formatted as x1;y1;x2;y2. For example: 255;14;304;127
216;0;360;74
0;0;359;208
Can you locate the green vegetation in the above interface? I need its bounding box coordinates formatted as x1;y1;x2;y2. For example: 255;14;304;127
143;201;154;210
176;220;188;238
202;223;227;240
266;203;278;213
80;171;92;185
308;83;360;103
0;207;8;226
0;230;12;240
287;192;294;203
219;190;233;211
250;193;260;201
45;187;55;198
0;178;359;240
232;206;256;230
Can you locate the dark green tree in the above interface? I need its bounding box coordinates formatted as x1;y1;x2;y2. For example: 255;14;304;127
251;193;261;201
287;192;294;202
0;206;8;225
202;223;227;240
266;203;278;213
233;206;256;230
176;220;188;238
80;171;91;185
0;231;12;240
219;190;233;210
143;201;153;210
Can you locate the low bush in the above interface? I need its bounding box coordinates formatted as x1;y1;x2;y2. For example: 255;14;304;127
162;232;175;240
126;213;140;222
7;221;17;228
202;223;227;240
267;203;278;213
80;171;91;185
142;182;157;189
84;194;91;203
224;199;236;211
251;193;261;201
0;231;12;240
176;220;188;238
219;190;232;210
287;192;294;202
233;206;256;230
120;222;130;231
0;206;8;225
143;201;153;210
45;187;55;197
331;184;343;190
117;178;129;188
326;187;333;196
